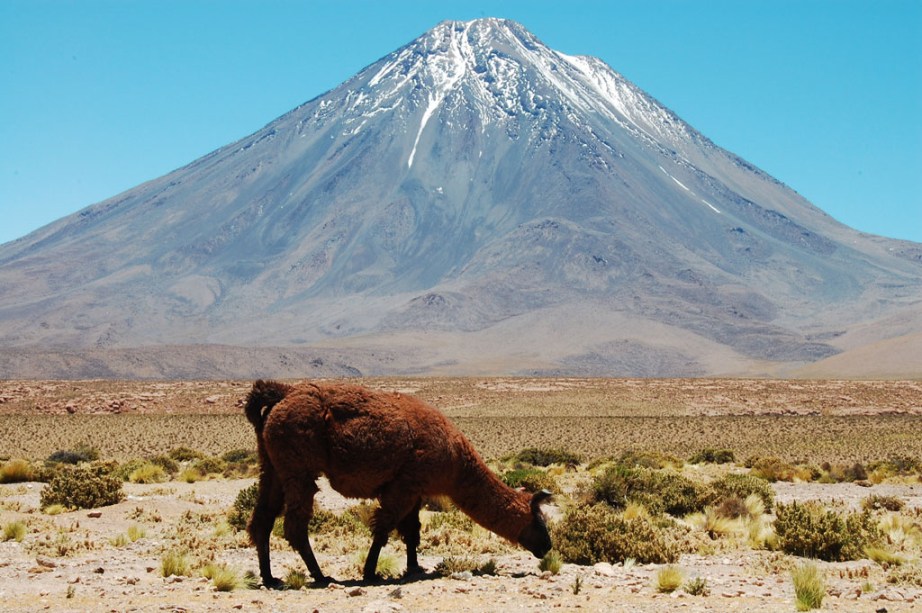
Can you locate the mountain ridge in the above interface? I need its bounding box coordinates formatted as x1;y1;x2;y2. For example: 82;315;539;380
1;18;920;379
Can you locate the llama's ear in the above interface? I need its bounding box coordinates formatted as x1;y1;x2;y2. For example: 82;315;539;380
530;489;552;512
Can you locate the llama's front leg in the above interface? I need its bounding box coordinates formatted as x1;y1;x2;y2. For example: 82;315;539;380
397;499;423;576
283;479;328;585
248;471;285;589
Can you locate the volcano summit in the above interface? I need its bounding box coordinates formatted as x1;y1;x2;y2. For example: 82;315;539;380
1;18;920;378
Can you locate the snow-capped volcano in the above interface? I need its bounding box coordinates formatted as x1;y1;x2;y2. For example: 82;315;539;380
1;18;920;378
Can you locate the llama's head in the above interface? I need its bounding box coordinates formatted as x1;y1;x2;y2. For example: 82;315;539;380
517;489;553;558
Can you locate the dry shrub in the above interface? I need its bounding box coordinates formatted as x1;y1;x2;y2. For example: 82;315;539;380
128;462;167;484
0;458;35;483
553;503;686;565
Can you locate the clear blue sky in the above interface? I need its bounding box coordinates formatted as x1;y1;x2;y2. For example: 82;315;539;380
2;0;920;245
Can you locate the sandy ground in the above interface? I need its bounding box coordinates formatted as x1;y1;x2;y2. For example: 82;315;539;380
1;477;921;613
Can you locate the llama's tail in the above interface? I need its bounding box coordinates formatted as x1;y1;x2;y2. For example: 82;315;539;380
244;380;291;434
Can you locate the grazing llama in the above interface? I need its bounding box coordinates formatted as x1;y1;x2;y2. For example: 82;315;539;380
244;379;553;585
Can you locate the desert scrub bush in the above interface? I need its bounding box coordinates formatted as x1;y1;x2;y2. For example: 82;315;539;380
774;501;881;561
3;520;27;542
500;467;558;493
202;563;241;591
433;555;497;577
819;461;867;483
592;464;704;516
221;448;258;477
791;562;825;611
40;467;124;510
688;448;735;464
0;458;35;483
685;507;740;540
160;549;191;577
46;443;99;466
886;563;922;587
655;565;683;593
862;495;905;513
509;447;581;468
148;454;180;475
868;455;922;478
128;462;168;484
227;483;259;532
355;551;401;579
684;576;709;596
877;512;921;549
748;456;813;482
553;503;686;565
309;506;371;537
167;447;205;462
539;550;563;574
705;473;774;512
190;456;227;478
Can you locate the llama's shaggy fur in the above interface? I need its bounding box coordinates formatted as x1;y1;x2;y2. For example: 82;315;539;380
244;379;552;585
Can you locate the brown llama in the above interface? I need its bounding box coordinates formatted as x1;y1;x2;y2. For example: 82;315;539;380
244;379;552;586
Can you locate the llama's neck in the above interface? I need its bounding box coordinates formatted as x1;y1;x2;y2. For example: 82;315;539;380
447;447;532;543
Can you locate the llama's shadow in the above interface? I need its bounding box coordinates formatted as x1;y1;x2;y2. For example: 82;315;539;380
305;569;444;590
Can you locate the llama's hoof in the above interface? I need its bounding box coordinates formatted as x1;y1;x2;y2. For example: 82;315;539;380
404;564;426;577
263;576;285;590
311;575;331;587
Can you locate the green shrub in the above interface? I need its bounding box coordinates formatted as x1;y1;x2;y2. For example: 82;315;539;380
706;473;774;512
689;449;735;464
553;503;685;565
0;458;35;483
592;464;704;516
501;467;558;493
774;501;880;561
40;467;124;510
228;484;259;531
511;447;581;468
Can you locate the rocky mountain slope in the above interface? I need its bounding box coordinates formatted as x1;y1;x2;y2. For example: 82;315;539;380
1;18;920;378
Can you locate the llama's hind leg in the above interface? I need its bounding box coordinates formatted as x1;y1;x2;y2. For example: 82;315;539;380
248;471;285;589
283;478;328;584
397;498;423;576
364;488;419;583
